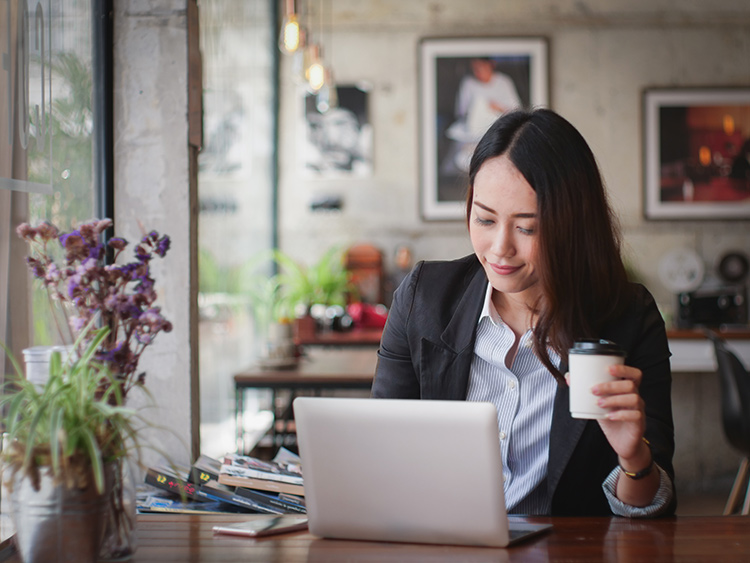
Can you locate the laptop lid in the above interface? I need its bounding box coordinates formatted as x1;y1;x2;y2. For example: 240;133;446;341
293;397;551;547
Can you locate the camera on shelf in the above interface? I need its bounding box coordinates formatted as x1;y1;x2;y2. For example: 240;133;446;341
676;286;748;329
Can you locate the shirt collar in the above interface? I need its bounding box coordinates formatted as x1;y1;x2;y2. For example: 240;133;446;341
479;281;503;326
479;282;540;335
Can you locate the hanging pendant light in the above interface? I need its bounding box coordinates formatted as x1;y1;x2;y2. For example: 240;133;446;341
279;0;302;54
305;44;326;92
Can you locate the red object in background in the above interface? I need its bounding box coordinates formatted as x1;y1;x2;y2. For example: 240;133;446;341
345;244;384;305
347;302;388;329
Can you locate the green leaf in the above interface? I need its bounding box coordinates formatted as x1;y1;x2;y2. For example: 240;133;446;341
49;407;65;474
23;395;53;469
0;340;24;379
79;428;104;494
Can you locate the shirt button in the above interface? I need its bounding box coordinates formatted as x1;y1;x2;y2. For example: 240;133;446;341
509;380;517;390
524;340;533;348
499;431;507;440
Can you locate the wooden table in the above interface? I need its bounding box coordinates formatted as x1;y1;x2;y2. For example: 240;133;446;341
295;327;383;347
4;513;748;562
131;514;750;562
233;348;378;452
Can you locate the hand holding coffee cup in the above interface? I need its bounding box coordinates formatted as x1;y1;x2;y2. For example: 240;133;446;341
569;339;626;419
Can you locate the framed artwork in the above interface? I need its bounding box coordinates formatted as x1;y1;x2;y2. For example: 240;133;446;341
418;37;548;221
301;84;373;178
643;88;750;220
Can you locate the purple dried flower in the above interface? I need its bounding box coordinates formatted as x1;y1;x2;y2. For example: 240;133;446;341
26;257;46;279
135;332;154;345
16;223;37;240
18;218;172;399
69;316;88;332
142;231;158;244
80;258;98;273
88;244;105;261
79;223;98;244
134;244;150;262
37;222;59;241
155;235;171;257
95;219;113;233
45;263;61;284
67;274;83;298
108;237;128;251
60;232;89;263
58;231;79;246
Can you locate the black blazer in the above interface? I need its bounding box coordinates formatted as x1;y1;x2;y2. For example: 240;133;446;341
371;254;676;516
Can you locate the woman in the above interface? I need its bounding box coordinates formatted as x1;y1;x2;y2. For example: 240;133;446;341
372;108;675;517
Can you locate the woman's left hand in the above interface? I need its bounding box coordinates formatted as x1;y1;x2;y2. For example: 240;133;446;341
592;364;647;461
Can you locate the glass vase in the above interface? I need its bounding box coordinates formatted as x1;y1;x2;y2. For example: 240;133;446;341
99;457;138;561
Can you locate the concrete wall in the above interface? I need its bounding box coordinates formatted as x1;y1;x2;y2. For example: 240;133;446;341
277;0;750;318
114;0;197;468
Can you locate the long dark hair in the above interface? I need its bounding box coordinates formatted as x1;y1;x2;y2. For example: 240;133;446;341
466;108;631;379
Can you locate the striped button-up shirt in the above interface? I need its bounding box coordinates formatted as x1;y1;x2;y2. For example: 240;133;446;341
466;282;673;517
466;282;557;514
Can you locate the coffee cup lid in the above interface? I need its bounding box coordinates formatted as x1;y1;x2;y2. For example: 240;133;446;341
569;339;625;356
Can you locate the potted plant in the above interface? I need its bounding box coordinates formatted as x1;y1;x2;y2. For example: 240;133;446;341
274;247;354;312
243;269;298;367
1;326;144;562
273;247;356;337
4;218;173;560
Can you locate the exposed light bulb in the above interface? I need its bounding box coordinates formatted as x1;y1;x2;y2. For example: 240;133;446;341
307;61;326;92
304;44;326;92
279;13;301;54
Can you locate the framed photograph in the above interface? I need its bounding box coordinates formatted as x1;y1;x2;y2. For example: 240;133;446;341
419;37;549;221
301;84;373;178
643;88;750;219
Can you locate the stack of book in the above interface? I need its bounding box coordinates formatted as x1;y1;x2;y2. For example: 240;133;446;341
140;448;306;515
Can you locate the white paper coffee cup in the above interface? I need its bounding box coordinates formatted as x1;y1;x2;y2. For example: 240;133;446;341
568;339;626;419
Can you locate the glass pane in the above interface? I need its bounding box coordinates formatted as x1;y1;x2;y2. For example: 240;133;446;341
2;1;96;348
30;1;96;346
198;0;275;459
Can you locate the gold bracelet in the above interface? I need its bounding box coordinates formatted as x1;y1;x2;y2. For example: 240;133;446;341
620;437;653;480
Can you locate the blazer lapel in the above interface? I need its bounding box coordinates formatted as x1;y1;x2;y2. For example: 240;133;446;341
418;266;487;400
547;381;587;498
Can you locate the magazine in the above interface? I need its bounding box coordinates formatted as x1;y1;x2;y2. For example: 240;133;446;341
221;451;303;486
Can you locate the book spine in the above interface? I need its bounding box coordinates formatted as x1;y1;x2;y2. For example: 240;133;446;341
279;493;306;507
217;474;305;497
234;487;307;514
220;465;303;485
197;485;283;515
189;465;218;485
144;468;203;501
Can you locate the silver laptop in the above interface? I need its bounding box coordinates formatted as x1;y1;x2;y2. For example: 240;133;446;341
293;397;551;547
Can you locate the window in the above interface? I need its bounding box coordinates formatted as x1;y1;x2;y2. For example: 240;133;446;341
2;0;102;372
198;0;276;458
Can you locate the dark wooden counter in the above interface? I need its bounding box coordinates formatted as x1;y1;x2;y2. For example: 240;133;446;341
118;514;750;562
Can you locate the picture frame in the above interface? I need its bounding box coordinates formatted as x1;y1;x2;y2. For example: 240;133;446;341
301;84;373;178
643;87;750;220
418;37;549;221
